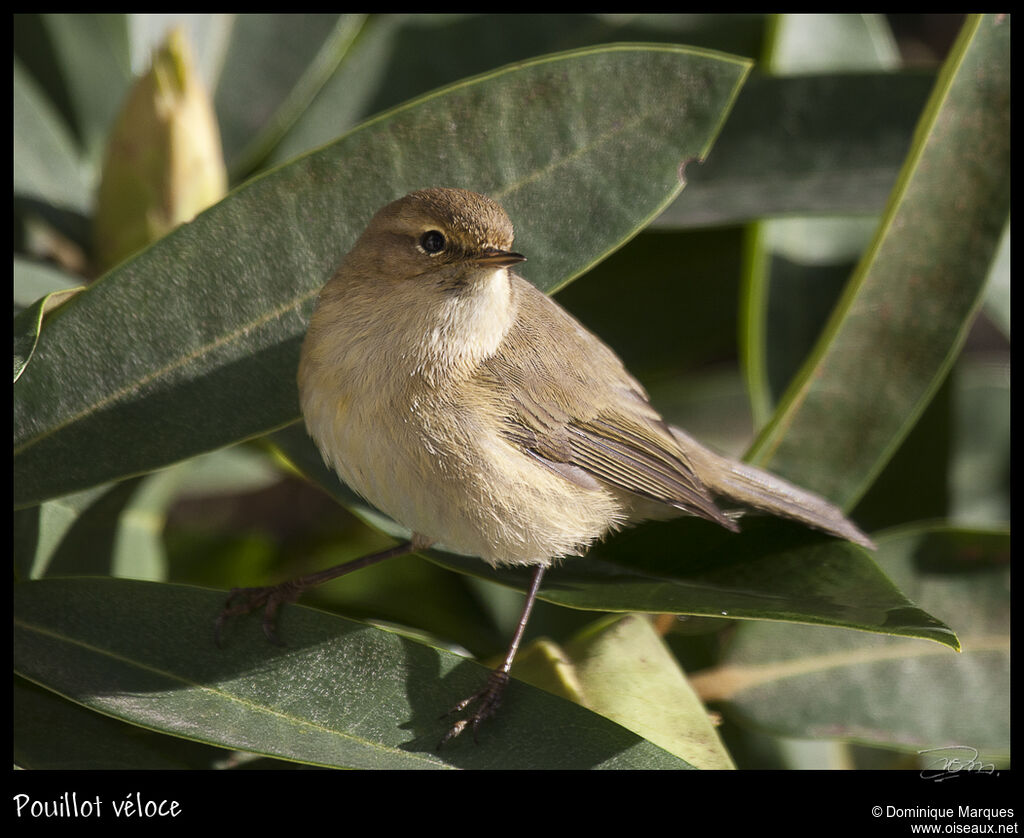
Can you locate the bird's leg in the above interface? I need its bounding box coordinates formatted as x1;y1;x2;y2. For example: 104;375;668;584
215;540;416;646
438;564;546;748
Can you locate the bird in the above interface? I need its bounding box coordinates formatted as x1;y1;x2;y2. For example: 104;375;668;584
218;187;874;746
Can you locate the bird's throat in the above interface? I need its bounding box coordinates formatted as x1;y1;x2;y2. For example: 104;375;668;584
418;267;515;379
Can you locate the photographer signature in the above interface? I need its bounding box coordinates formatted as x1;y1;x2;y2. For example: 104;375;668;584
919;745;997;782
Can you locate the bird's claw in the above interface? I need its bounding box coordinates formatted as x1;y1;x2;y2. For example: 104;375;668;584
437;670;510;749
214;580;305;646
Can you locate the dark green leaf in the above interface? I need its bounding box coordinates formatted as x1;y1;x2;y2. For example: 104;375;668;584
746;15;1010;508
14;578;693;769
34;13;131;161
14;676;228;770
215;14;366;178
660;71;935;226
14;287;80;383
269;14;766;165
697;526;1008;755
14;44;751;506
426;515;959;650
850;376;953;531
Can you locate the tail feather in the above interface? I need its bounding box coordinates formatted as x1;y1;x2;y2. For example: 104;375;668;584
670;426;875;550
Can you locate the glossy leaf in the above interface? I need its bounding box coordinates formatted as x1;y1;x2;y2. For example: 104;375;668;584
268;14;766;166
949;359;1010;524
692;526;1009;756
14;44;751;506
15;447;286;584
768;13;898;71
14;487;104;581
14;578;693;769
279;17;934;227
427;516;959;650
982;221;1010;338
746;14;1010;508
14;676;228;770
13;286;81;383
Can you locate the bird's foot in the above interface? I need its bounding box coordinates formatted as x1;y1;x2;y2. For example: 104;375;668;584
214;579;306;647
437;669;510;749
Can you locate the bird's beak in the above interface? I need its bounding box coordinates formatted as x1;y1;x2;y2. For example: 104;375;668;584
473;248;526;268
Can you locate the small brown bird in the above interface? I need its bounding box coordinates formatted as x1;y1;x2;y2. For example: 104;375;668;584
220;187;873;746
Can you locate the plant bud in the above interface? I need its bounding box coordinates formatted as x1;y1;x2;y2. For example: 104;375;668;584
93;28;226;273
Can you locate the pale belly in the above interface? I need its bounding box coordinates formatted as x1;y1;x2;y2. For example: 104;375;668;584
301;382;623;567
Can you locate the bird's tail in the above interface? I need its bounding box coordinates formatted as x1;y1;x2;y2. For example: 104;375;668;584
670;426;875;550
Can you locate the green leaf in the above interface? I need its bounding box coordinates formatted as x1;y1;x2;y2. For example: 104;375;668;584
13;286;81;383
949;357;1010;524
742;14;900;424
660;71;934;227
14;578;693;769
16;474;171;583
215;13;366;178
14;488;104;581
850;375;953;531
35;13;132;163
14;675;229;769
14;43;752;506
981;220;1010;338
13;256;82;314
268;14;767;166
553;227;746;377
15;447;286;584
13;58;91;214
767;13;898;72
746;15;1010;508
515;614;734;768
276;16;928;226
694;526;1009;757
427;516;959;650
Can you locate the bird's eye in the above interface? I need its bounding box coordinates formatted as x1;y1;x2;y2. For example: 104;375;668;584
419;230;446;254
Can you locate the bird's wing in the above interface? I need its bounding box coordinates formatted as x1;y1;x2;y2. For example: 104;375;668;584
478;278;737;531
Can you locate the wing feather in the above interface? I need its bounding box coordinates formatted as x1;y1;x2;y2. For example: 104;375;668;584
477;278;737;531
